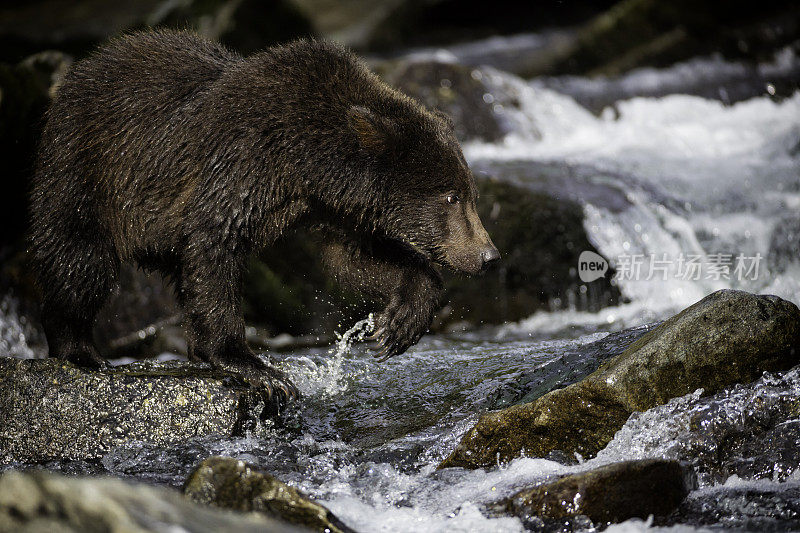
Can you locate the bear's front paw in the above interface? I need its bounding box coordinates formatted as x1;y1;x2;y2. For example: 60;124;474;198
214;354;299;401
371;294;435;361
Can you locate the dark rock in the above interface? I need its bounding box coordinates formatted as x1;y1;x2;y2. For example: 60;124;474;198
439;290;800;469
491;459;694;527
0;1;162;61
0;469;303;532
0;0;313;62
0;358;281;464
352;0;615;52
184;456;355;533
379;60;506;142
156;0;314;56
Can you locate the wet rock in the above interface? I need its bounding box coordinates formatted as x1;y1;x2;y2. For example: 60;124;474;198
184;456;355;533
0;469;302;533
379;60;506;142
442;177;620;326
0;358;281;464
440;290;800;469
485;323;657;412
491;459;694;527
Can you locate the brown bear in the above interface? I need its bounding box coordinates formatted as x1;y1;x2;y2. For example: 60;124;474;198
28;30;499;399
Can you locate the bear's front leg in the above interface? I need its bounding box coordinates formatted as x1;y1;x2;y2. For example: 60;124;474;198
321;235;443;360
371;267;442;360
178;254;298;400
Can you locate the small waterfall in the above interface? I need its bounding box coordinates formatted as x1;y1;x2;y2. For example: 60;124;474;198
464;67;800;331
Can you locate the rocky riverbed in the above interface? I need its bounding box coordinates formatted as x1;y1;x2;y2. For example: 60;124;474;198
2;290;800;531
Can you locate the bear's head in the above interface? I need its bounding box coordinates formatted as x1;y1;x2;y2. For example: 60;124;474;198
348;104;500;275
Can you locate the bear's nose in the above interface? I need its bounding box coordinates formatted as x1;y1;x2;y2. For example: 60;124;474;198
480;246;501;269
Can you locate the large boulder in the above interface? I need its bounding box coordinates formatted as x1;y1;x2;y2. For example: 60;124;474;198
490;459;694;527
440;290;800;469
184;456;355;533
0;469;303;532
0;358;281;464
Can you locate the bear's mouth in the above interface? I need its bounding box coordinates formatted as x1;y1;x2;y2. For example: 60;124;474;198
392;232;437;262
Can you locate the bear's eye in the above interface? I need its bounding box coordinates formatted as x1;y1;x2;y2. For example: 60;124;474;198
446;194;460;205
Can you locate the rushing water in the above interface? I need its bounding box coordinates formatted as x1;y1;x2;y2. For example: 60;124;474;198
2;40;800;532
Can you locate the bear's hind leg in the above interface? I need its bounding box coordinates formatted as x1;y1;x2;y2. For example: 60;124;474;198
177;253;298;400
35;235;119;368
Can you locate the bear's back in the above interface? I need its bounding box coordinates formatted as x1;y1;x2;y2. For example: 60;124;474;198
58;30;239;116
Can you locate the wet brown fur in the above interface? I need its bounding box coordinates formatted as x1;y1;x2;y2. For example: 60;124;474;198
28;30;498;398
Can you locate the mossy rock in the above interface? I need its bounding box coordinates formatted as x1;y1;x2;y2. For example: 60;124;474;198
440;290;800;469
185;456;355;533
0;469;303;532
0;358;282;464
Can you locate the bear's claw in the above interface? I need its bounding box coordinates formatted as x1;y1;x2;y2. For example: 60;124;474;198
369;299;429;361
213;356;299;401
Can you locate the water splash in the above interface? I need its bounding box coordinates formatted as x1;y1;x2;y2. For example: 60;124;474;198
286;314;375;397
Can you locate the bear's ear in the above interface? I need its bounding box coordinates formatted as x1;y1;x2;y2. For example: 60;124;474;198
347;105;396;154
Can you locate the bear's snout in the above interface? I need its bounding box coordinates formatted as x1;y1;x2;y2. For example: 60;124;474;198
443;202;500;275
